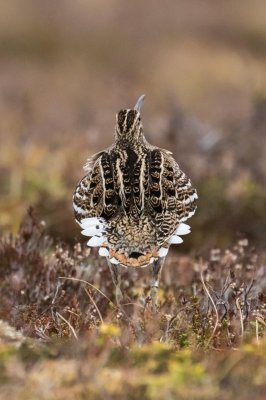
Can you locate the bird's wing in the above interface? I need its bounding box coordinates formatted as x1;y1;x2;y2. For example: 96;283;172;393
147;148;198;244
73;151;119;223
170;155;198;223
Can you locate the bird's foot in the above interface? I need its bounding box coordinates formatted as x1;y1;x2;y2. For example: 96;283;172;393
114;286;130;320
150;285;159;313
115;286;123;306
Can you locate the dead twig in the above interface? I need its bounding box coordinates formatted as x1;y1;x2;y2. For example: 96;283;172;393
255;318;259;345
56;311;78;340
236;297;244;338
59;276;114;306
84;288;104;323
200;259;219;349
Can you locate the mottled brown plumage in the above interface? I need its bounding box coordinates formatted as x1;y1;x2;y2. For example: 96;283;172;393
73;95;197;305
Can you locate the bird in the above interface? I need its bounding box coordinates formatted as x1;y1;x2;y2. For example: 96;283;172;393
73;95;198;308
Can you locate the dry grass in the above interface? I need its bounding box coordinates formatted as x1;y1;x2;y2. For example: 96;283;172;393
0;211;265;399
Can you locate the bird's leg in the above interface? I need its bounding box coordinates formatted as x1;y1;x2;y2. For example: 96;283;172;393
150;257;165;310
107;260;123;306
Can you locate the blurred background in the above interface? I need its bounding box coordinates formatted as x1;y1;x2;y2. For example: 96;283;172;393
0;0;265;250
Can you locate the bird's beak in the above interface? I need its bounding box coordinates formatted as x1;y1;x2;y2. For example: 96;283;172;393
134;94;145;112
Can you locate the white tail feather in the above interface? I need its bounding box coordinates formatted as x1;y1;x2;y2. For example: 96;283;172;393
168;235;183;244
158;247;169;257
175;223;191;235
109;257;120;265
99;247;109;257
87;236;106;247
81;227;105;237
81;217;105;228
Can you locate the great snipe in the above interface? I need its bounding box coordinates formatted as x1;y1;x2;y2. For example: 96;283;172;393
73;95;197;307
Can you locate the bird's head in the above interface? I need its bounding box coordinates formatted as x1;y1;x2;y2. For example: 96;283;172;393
115;95;145;145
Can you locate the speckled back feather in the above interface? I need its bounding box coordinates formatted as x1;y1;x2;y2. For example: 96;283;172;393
73;99;197;267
